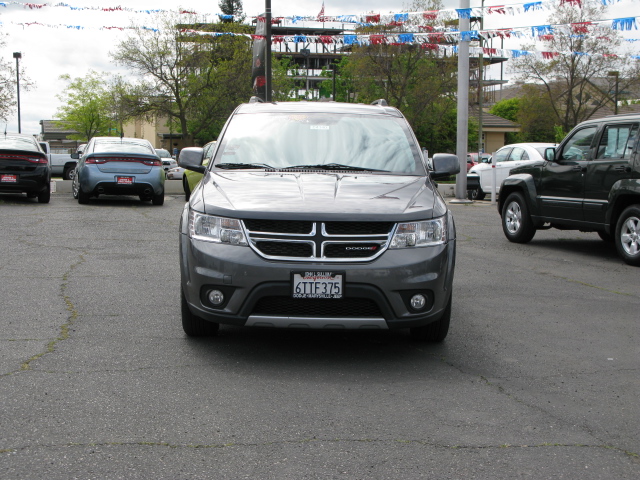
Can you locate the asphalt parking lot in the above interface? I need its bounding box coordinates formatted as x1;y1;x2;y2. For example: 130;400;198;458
1;187;639;479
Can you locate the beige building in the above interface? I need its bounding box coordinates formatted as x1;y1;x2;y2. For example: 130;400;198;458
122;115;187;154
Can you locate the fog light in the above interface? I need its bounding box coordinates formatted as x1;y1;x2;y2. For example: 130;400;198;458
410;294;426;310
208;289;225;306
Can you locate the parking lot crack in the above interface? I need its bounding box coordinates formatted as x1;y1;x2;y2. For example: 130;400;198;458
0;438;637;460
15;252;87;373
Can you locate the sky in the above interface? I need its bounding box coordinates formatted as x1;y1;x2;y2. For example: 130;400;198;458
0;0;637;136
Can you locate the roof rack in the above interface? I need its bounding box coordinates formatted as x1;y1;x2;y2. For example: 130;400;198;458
249;96;265;103
371;99;388;106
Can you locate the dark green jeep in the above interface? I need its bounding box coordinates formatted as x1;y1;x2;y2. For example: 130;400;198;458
498;114;640;266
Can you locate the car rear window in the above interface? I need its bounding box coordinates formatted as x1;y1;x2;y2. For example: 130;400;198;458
0;136;40;152
214;112;423;174
93;141;155;155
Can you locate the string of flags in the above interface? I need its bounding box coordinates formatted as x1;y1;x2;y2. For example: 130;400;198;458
0;1;638;61
0;0;636;26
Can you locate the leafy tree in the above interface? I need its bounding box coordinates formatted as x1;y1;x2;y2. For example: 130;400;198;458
218;0;246;22
489;97;519;123
0;39;34;123
112;12;257;145
54;70;114;141
509;0;640;132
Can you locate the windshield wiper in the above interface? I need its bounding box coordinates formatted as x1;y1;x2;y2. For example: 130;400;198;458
215;162;273;170
289;163;389;172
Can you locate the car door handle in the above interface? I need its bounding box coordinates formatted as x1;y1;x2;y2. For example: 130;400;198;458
614;165;631;173
572;165;586;172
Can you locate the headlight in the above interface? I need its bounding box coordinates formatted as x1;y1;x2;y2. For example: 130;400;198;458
188;210;248;246
389;217;446;248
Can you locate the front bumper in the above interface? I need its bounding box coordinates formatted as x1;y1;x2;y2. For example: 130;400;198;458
180;215;456;330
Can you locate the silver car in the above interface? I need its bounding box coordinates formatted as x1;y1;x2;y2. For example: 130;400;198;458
72;137;165;205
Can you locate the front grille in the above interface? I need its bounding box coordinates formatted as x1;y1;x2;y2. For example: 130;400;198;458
244;220;394;262
244;219;313;234
324;222;394;235
255;241;313;258
252;296;382;317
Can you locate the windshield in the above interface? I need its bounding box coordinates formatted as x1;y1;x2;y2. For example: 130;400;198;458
214;112;423;174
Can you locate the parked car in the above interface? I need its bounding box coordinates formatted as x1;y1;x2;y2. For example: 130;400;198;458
499;114;640;266
467;143;556;200
166;166;185;180
0;133;51;203
71;137;165;205
156;149;178;172
181;140;216;201
179;98;459;340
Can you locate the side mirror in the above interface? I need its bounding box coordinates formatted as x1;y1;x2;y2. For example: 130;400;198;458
544;147;556;162
430;153;460;179
178;147;206;173
71;152;80;159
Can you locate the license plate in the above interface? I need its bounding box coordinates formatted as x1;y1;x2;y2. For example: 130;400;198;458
116;176;134;185
1;174;18;183
292;271;343;299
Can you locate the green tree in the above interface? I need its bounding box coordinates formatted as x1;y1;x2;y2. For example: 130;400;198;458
509;0;640;131
489;97;520;123
218;0;246;22
54;70;114;141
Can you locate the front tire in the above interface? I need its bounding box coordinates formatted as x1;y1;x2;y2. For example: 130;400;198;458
467;187;486;201
63;167;75;181
183;177;191;202
502;192;536;243
615;205;640;266
181;290;219;337
410;295;451;342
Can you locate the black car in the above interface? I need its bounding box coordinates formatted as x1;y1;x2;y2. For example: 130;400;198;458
0;133;51;203
499;113;640;266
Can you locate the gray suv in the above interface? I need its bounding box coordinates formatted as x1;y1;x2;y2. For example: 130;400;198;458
179;99;459;341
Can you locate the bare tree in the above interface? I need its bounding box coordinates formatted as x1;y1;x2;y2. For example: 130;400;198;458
509;0;640;132
0;37;34;124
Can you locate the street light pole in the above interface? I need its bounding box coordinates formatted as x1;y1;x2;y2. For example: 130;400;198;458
13;52;22;133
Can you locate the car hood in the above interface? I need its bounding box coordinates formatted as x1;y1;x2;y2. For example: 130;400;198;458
193;171;446;222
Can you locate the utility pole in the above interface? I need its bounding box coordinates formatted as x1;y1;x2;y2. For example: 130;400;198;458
453;0;471;203
13;52;22;133
265;0;272;102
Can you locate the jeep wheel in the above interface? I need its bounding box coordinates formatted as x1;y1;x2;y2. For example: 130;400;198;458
467;187;486;201
181;290;219;337
502;192;536;243
615;205;640;266
410;295;451;342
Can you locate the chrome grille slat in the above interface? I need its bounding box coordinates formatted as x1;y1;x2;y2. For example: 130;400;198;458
243;220;395;262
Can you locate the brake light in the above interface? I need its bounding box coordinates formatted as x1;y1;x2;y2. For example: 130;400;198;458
86;157;161;166
0;154;48;164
